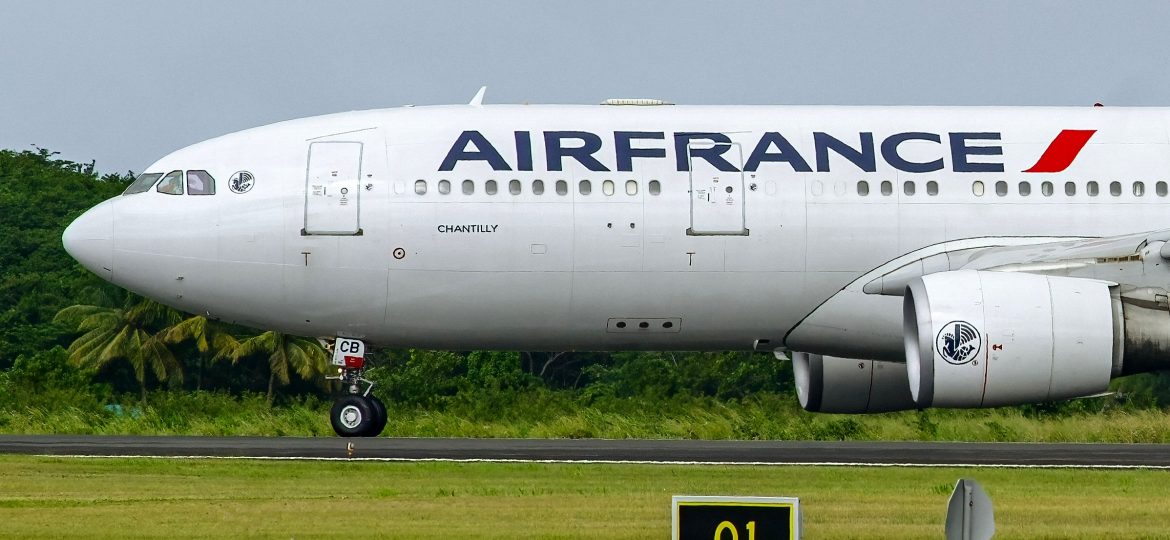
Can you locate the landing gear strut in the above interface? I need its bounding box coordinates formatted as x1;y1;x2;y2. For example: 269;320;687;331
326;338;387;437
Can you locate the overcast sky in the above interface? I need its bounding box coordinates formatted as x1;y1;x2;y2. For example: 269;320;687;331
3;1;1169;174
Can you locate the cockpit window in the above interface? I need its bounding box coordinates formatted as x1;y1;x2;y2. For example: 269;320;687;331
123;172;164;195
186;170;216;195
156;170;184;195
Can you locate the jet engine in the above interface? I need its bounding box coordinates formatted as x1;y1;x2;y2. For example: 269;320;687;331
903;270;1122;408
792;352;917;413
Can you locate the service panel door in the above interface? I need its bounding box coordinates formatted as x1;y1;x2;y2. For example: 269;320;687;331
304;141;363;235
687;141;748;235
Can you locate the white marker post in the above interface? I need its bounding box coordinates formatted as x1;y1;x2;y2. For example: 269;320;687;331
945;478;994;540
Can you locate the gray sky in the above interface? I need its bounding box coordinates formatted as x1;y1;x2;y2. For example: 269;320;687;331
3;1;1169;174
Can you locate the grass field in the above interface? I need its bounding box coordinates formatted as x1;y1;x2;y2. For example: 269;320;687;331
0;456;1168;539
4;391;1170;443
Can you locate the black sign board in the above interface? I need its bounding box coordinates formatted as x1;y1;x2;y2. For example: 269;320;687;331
673;496;800;540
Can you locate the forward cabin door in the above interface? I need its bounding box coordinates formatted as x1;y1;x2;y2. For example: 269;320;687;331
304;141;363;235
686;141;748;235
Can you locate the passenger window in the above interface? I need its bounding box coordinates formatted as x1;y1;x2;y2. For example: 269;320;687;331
926;181;938;196
1087;181;1099;196
1158;181;1168;197
995;181;1007;196
509;179;521;195
156;170;184;195
626;180;637;195
903;181;915;196
462;179;474;195
533;179;545;195
579;180;591;195
880;181;892;196
438;179;451;195
972;181;984;196
185;170;215;195
1064;181;1076;196
1110;181;1122;196
858;181;870;196
1041;181;1054;196
124;172;163;195
648;180;661;195
486;180;498;195
556;180;568;196
603;179;615;196
1018;182;1031;196
414;180;427;195
1133;181;1145;197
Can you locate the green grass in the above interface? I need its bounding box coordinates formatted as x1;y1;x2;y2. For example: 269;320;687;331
0;456;1167;539
1;391;1169;442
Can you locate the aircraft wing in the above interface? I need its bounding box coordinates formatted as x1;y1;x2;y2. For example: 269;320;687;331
862;229;1170;297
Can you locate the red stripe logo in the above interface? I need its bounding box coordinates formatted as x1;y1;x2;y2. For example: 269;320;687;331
1022;129;1097;173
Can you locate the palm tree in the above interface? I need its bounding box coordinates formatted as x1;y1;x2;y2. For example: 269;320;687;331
54;296;184;401
231;331;329;405
162;315;239;391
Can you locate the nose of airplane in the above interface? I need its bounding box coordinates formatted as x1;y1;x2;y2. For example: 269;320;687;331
63;201;114;280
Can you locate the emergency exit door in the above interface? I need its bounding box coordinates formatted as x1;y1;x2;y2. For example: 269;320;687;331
304;141;363;235
687;141;748;235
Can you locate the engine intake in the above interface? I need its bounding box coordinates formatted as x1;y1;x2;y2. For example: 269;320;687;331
792;352;917;413
904;270;1118;408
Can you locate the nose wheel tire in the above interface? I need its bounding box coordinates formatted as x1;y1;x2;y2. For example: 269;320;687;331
330;394;389;437
366;395;388;438
330;395;375;437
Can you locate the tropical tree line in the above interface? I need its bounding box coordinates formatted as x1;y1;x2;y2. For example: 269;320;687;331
53;292;327;403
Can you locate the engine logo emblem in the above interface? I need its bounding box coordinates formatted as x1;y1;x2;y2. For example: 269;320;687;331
228;171;255;194
936;320;982;365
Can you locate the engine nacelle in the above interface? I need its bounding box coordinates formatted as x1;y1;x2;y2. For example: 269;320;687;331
792;352;917;413
904;270;1117;408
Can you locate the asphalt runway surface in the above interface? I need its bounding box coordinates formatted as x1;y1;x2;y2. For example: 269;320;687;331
1;435;1168;467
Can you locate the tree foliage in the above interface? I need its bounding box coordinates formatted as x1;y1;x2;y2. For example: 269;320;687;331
55;296;184;400
232;331;328;405
0;149;130;368
163;315;239;390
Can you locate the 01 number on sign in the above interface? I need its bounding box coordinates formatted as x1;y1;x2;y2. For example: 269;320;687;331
713;520;756;539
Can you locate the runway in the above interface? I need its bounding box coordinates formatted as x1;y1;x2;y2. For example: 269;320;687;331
1;435;1168;467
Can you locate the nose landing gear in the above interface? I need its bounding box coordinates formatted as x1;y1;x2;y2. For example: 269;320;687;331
325;338;387;437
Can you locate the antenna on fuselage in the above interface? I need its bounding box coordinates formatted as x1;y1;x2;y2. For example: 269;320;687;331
468;86;487;107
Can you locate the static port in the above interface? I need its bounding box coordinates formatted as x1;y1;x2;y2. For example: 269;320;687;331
662;321;673;329
638;321;649;329
616;321;627;329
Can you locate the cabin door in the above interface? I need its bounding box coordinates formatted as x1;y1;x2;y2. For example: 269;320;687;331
686;141;748;235
304;141;363;235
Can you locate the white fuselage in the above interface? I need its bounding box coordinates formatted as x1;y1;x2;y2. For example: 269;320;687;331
64;104;1170;356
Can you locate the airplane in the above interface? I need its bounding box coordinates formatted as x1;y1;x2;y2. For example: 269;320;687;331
61;89;1170;437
